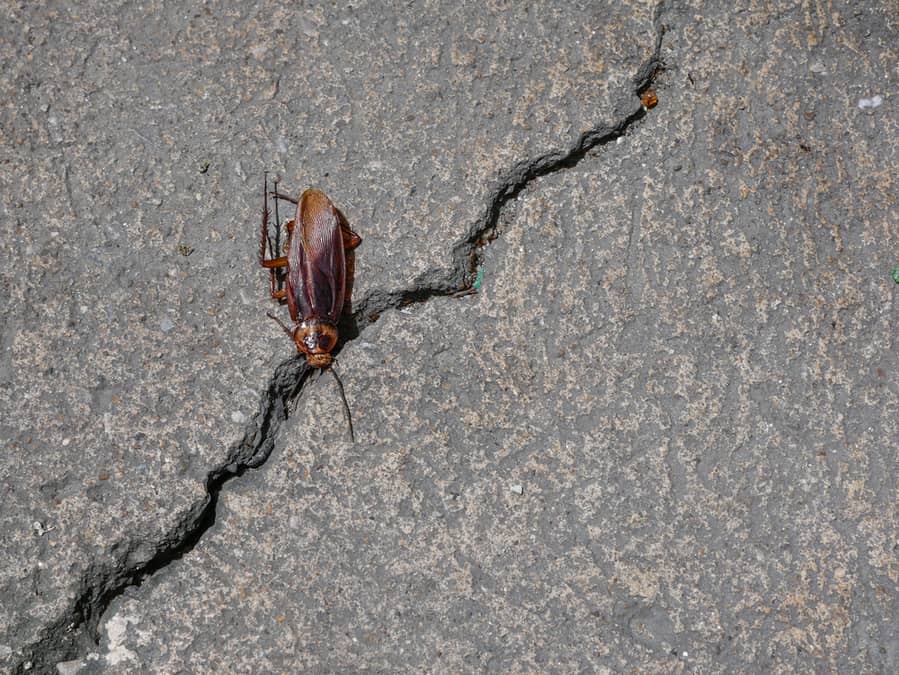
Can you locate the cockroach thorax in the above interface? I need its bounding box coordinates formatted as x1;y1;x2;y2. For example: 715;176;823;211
294;319;338;367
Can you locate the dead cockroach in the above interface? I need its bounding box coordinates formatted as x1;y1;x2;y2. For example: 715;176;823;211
260;173;362;441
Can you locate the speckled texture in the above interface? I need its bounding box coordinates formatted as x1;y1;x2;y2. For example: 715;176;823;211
2;0;898;672
0;0;657;670
77;1;899;672
0;1;280;666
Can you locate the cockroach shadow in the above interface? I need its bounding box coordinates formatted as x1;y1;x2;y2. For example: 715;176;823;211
259;173;362;442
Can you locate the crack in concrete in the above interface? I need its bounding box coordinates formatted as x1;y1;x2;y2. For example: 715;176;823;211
12;358;312;675
12;11;665;674
351;31;664;330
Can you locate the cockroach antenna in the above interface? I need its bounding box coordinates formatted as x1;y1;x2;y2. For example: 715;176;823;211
266;311;294;337
328;363;355;443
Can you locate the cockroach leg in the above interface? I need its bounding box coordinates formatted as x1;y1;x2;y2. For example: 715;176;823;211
259;171;293;300
337;210;361;316
260;172;273;264
341;224;362;250
270;190;299;204
272;176;282;258
342;249;356;316
328;364;355;443
261;256;287;300
335;208;362;250
260;173;287;297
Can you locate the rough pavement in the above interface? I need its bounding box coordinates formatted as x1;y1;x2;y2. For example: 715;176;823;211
1;0;897;673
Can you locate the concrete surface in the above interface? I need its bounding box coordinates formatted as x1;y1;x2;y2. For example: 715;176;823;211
1;0;897;673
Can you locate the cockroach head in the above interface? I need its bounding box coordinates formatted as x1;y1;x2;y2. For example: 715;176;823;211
295;319;338;368
305;352;332;368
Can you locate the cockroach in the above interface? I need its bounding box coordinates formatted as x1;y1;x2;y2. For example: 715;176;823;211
259;173;362;441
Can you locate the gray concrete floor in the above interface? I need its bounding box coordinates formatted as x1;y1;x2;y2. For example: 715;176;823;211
1;1;897;673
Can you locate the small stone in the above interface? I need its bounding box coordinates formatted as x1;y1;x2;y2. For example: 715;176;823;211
510;484;523;495
56;659;86;675
857;95;883;110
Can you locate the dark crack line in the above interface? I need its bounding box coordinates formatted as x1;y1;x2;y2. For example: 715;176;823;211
13;14;665;675
13;357;312;675
351;32;664;330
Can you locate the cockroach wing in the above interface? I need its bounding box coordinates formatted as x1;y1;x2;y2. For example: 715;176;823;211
286;190;346;324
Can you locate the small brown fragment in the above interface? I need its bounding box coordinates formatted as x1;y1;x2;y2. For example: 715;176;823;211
641;88;658;109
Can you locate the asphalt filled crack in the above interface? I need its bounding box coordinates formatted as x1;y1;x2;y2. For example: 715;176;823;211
13;16;665;675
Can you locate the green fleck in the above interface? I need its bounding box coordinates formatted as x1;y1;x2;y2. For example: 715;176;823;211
178;244;194;257
892;266;899;284
199;160;210;174
472;268;484;290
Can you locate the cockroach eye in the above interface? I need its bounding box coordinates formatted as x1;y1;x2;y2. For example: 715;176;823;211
317;332;337;353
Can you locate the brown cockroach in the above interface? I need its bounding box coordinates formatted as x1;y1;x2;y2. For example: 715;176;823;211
260;173;362;441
